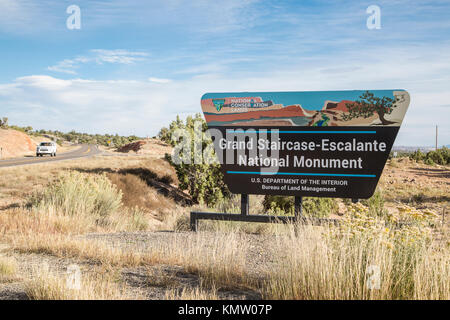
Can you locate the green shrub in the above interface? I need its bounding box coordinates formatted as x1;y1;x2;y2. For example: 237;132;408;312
30;171;122;218
409;150;425;162
7;124;142;147
263;195;337;218
302;197;337;218
165;114;230;206
410;147;449;165
361;189;387;217
263;196;295;215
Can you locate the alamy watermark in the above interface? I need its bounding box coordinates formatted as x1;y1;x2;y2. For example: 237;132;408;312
366;265;381;289
66;264;82;290
366;5;381;30
170;120;281;174
66;5;81;30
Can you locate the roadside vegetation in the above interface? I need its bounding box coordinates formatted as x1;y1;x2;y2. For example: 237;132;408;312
0;117;448;300
409;147;449;165
2;120;142;147
160;114;230;206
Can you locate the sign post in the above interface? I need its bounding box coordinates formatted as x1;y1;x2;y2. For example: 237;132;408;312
190;90;410;231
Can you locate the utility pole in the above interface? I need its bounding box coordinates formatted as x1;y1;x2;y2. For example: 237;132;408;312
436;125;438;151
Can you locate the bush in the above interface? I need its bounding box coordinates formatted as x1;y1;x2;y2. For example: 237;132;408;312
302;197;338;218
164;114;230;206
263;195;337;218
106;172;175;212
263;195;295;215
410;147;449;165
410;150;425;162
361;189;387;217
6;124;142;147
30;171;122;218
0;117;8;128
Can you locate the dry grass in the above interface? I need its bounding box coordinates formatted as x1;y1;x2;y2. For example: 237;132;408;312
0;155;166;203
0;206;163;237
164;285;218;300
107;173;175;215
1;153;448;300
380;158;449;211
0;255;18;283
0;160;181;238
162;232;249;289
262;225;449;300
25;267;140;300
3;217;449;300
146;267;180;288
10;234;157;268
139;158;178;185
29;171;123;224
10;231;249;287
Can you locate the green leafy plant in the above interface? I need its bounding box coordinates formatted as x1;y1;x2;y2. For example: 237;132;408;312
29;171;122;218
263;195;337;218
410;147;449;165
361;189;387;218
164;114;230;206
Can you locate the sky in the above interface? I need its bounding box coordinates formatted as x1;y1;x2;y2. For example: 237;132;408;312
0;0;449;146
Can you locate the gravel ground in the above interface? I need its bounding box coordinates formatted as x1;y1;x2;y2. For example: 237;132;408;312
83;230;281;275
1;230;280;300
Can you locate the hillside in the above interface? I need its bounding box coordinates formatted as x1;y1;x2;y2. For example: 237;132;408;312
116;138;172;157
0;129;36;159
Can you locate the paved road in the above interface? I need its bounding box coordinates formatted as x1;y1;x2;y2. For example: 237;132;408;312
0;144;101;168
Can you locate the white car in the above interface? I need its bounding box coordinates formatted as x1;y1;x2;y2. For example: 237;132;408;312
36;142;57;157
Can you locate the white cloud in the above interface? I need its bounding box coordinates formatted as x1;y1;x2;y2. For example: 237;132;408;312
47;58;89;74
0;0;262;35
47;50;148;74
91;49;148;64
0;0;51;33
148;77;171;83
2;41;450;146
15;75;72;90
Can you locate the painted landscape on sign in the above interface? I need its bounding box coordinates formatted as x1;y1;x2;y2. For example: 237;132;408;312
201;90;410;127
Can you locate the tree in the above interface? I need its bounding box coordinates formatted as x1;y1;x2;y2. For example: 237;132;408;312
157;127;170;144
164;114;230;206
342;91;399;125
0;117;8;128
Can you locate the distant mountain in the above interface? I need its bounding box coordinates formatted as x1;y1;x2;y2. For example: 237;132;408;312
392;145;449;152
392;146;435;152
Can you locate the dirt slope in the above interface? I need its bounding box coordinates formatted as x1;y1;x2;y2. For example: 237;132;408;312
0;129;36;159
116;139;172;157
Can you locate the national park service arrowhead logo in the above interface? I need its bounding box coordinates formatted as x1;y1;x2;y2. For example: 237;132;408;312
212;98;225;112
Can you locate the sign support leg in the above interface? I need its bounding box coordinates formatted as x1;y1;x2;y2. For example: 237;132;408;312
189;194;338;232
241;194;249;216
190;212;198;232
294;196;302;221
